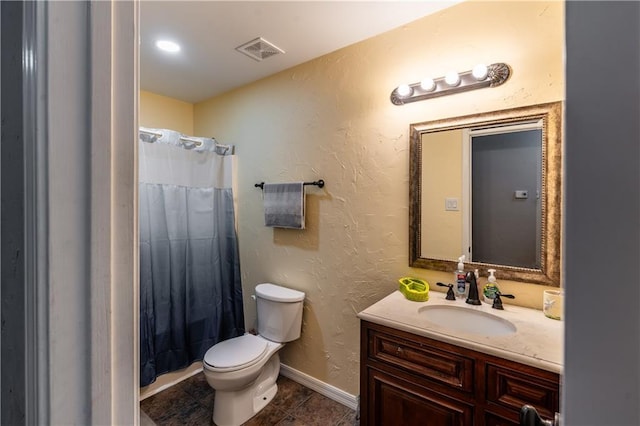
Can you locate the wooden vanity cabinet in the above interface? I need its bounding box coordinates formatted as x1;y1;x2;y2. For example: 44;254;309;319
360;321;560;426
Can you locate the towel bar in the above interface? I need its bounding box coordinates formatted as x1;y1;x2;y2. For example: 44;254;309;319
254;180;324;190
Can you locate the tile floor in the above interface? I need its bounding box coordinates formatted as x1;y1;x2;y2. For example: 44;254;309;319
140;373;359;426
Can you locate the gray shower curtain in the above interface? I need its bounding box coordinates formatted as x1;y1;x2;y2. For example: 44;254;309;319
139;128;244;387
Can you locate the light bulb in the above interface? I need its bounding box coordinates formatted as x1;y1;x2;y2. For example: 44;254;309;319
420;78;436;92
156;40;181;53
472;64;488;80
396;84;413;97
445;71;460;86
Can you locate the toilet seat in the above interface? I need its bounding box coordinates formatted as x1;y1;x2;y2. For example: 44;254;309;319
204;334;268;372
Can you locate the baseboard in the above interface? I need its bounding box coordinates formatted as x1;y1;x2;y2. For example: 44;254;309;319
279;364;358;411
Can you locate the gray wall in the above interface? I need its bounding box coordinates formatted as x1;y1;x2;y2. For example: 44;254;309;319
564;2;640;425
1;2;26;424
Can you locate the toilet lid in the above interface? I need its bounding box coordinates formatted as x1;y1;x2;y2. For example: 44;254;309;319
255;283;305;302
204;334;268;369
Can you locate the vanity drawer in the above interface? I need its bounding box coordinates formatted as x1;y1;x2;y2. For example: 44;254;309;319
486;363;560;419
368;329;474;392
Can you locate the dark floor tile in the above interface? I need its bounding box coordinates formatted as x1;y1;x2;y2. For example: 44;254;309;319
160;402;212;426
181;372;214;401
199;391;216;412
242;403;288;426
151;397;203;425
166;405;214;426
274;414;307;426
141;373;355;426
270;376;314;413
288;393;352;426
335;409;359;426
141;385;196;422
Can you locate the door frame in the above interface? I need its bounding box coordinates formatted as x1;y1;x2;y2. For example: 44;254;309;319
19;1;139;424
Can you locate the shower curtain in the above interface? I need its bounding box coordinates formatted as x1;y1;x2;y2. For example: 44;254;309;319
139;128;244;387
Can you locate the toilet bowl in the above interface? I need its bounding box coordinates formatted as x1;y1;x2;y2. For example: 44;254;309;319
202;283;305;426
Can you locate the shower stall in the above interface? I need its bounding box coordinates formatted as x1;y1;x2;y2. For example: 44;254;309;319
138;127;245;387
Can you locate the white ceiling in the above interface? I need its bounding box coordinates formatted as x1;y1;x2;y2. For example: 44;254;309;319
140;1;460;103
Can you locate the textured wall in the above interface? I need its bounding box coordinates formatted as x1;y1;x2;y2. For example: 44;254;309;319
140;90;194;135
194;1;564;395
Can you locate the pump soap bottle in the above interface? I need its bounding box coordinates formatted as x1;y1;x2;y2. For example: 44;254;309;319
455;255;467;298
483;269;500;304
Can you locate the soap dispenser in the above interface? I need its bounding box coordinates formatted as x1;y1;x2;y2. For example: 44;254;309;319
483;269;500;304
455;255;467;298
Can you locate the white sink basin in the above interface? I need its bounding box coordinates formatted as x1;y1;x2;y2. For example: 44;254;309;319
418;305;517;336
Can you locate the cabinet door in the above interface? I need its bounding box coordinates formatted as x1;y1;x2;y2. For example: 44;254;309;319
484;411;520;426
365;368;473;426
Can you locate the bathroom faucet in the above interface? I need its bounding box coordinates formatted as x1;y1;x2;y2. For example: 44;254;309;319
492;291;515;310
465;271;482;305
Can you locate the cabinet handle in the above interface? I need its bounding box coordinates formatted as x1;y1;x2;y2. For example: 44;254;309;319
519;405;559;426
396;346;404;355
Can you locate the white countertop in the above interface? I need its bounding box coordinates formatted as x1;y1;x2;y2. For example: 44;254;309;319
357;290;563;373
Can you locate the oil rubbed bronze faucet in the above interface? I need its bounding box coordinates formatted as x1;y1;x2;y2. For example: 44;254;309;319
492;291;515;310
465;271;482;305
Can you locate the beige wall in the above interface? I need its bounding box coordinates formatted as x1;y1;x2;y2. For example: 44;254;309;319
193;1;564;395
421;129;463;260
139;90;194;135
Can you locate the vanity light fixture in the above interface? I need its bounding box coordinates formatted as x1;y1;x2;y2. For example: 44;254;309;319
156;40;181;53
391;63;511;106
420;78;436;92
444;71;461;87
472;64;489;80
397;84;413;97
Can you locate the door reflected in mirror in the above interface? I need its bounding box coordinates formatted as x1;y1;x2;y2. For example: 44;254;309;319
410;102;562;286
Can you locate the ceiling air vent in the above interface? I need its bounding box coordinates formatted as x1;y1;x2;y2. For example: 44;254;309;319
235;37;284;62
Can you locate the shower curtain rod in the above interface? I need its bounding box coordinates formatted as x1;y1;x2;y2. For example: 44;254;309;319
138;129;234;154
139;128;202;147
139;129;162;137
178;136;204;147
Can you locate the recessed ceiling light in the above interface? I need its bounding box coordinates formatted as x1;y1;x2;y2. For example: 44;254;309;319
155;40;180;53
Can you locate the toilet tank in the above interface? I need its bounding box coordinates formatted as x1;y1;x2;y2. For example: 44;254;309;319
255;283;305;343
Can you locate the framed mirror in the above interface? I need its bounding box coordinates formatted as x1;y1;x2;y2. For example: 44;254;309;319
409;102;562;286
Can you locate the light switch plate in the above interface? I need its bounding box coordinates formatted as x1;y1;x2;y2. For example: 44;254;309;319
445;198;459;211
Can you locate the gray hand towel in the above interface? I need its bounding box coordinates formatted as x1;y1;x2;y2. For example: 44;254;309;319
263;182;305;229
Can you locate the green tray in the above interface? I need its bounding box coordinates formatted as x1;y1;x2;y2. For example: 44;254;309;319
398;277;429;302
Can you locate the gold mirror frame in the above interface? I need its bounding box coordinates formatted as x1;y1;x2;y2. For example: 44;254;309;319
409;102;562;286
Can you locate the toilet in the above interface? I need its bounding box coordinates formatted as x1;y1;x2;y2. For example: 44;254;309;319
203;283;305;426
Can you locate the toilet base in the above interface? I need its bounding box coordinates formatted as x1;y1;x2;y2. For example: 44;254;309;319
212;353;281;426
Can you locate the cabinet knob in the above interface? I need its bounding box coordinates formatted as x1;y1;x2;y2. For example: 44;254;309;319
396;346;404;355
